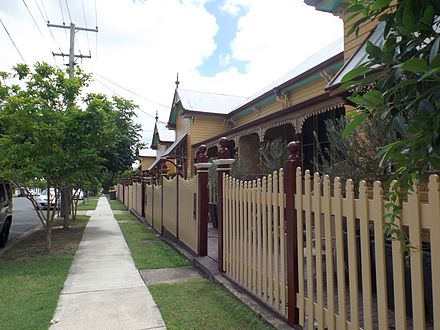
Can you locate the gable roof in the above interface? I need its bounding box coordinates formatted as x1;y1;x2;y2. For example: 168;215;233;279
139;148;156;158
151;121;175;149
227;38;343;120
327;22;385;89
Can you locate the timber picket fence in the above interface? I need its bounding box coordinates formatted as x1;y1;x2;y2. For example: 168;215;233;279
117;140;439;329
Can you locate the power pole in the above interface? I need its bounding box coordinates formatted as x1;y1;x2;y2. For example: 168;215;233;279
48;22;98;78
47;22;98;221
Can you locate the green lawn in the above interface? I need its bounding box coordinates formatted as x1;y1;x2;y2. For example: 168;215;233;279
0;216;89;330
149;280;273;330
107;197;126;210
115;213;191;269
76;196;99;210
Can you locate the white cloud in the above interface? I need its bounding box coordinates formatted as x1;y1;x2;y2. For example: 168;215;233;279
0;0;342;142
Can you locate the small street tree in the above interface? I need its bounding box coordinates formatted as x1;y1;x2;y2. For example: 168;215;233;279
0;62;142;251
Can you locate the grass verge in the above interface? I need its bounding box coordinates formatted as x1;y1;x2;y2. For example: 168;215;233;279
149;280;272;330
107;197;126;210
115;213;191;269
0;215;89;330
76;196;99;211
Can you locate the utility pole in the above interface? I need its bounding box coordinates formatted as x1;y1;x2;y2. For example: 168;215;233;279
48;22;98;222
48;22;98;78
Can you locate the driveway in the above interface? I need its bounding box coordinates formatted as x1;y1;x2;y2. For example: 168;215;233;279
9;197;40;242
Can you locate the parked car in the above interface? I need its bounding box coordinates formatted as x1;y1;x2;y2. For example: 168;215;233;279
36;188;58;209
0;182;13;247
73;189;84;200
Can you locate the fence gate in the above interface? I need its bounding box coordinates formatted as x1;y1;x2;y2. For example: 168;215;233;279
223;170;288;317
178;175;198;253
163;177;178;236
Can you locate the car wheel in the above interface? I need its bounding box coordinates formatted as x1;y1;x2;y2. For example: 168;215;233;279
0;218;11;248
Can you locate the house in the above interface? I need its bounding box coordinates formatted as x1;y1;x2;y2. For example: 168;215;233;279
147;114;176;175
193;38;346;175
138;148;156;172
166;87;247;177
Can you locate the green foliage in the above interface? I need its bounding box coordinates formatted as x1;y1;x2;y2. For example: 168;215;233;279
0;62;142;250
319;117;396;185
342;0;440;248
261;137;288;174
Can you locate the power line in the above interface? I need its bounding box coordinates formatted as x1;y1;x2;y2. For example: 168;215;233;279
57;0;68;41
39;0;49;20
81;0;91;51
0;18;26;63
93;72;169;109
94;0;98;60
94;76;166;123
22;0;45;39
64;0;72;23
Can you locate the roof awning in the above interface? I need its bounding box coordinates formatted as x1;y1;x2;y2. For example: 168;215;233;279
327;21;385;90
161;134;187;158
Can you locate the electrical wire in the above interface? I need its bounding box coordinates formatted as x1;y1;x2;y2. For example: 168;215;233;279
64;0;72;23
94;0;98;60
93;72;169;109
0;18;27;64
34;0;46;23
22;0;45;39
81;0;91;51
94;76;165;123
58;0;68;41
39;0;49;21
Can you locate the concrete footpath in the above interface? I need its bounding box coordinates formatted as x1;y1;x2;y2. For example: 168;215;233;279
50;197;166;330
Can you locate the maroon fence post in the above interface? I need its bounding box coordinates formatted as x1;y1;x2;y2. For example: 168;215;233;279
194;145;211;256
285;140;301;326
213;137;235;272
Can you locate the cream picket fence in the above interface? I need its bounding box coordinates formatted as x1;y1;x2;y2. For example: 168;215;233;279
163;177;178;236
178;175;198;253
123;185;129;208
223;170;287;317
135;182;142;215
145;183;153;226
153;184;162;232
295;169;439;329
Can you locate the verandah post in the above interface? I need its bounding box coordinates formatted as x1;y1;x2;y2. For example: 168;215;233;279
213;137;235;272
285;140;301;326
194;145;212;256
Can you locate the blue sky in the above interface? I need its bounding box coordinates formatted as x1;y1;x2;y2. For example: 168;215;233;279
197;1;248;77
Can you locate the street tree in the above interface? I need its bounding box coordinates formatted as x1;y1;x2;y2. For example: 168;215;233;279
0;62;143;250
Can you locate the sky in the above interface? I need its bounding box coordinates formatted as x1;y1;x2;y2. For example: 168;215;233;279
0;0;342;146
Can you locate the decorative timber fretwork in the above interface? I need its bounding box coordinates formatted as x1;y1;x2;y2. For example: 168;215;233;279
252;105;261;116
293;102;345;133
319;69;334;83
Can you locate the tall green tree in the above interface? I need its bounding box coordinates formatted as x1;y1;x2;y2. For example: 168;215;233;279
342;0;440;243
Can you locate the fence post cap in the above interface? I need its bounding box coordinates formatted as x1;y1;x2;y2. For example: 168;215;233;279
217;137;231;159
287;140;301;161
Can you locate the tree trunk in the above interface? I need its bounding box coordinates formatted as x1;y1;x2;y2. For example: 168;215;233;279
63;187;70;230
45;220;52;252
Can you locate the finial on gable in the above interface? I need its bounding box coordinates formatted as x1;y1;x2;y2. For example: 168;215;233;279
175;73;180;89
155;110;158;122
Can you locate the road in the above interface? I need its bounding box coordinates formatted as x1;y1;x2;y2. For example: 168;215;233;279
8;197;40;242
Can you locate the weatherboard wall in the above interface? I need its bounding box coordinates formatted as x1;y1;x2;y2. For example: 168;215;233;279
343;12;378;62
233;77;329;129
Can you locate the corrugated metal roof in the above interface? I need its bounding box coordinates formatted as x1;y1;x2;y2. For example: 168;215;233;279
139;148;156;157
147;157;162;171
327;22;385;89
178;89;247;115
162;134;187;158
156;122;175;142
234;38;343;110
